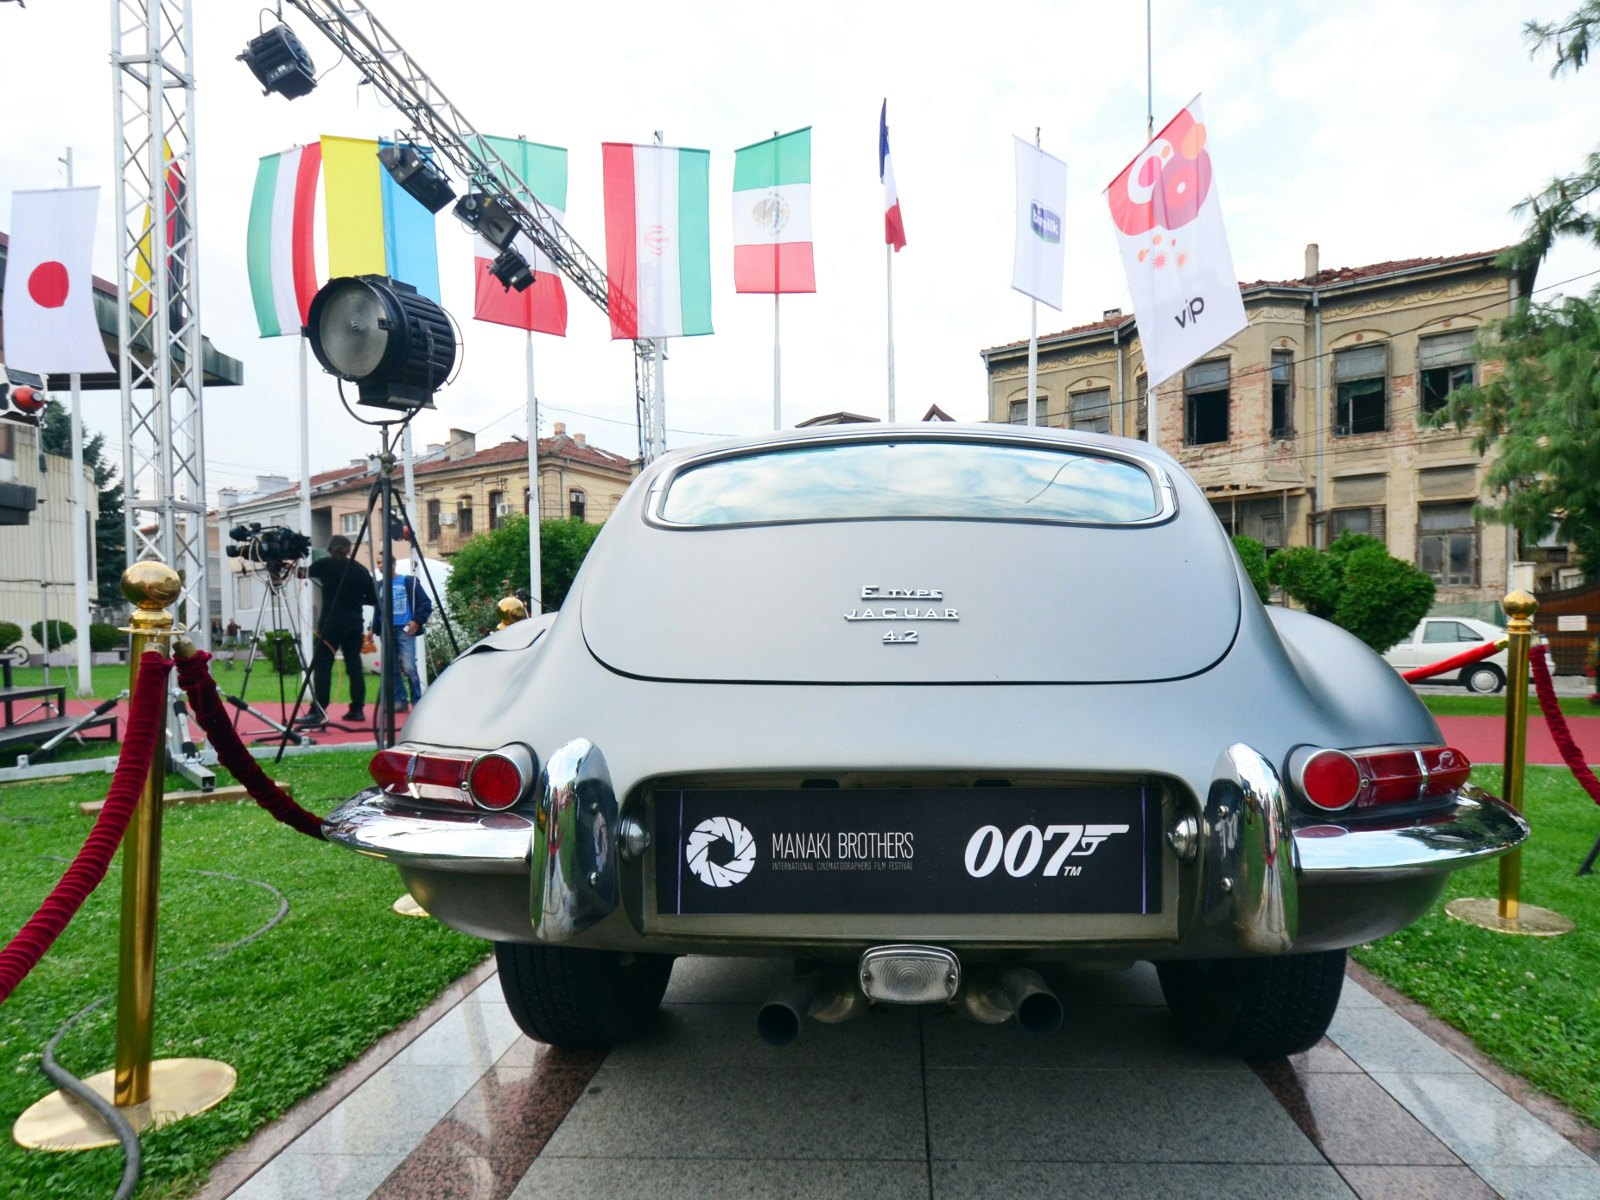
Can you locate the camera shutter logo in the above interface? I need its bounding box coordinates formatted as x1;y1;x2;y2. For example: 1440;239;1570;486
685;816;756;888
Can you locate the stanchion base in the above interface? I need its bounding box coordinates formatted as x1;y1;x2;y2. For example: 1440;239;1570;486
393;892;429;918
1444;897;1576;937
12;1057;237;1151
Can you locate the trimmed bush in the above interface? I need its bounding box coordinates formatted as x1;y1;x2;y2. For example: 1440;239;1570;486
88;622;122;652
0;622;21;652
262;629;301;675
29;619;76;648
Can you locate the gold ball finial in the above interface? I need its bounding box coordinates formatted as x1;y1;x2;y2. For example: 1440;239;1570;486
121;561;182;611
495;596;529;630
1503;589;1538;620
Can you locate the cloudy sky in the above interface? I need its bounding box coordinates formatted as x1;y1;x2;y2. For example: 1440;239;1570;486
3;0;1600;500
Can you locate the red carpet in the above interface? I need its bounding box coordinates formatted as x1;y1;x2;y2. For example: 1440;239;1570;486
1435;715;1600;766
62;695;380;748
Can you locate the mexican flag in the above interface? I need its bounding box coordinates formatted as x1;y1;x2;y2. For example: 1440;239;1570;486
246;144;321;338
732;127;814;293
471;135;568;335
601;142;713;340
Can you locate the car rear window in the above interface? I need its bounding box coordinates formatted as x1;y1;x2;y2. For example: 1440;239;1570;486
658;440;1162;526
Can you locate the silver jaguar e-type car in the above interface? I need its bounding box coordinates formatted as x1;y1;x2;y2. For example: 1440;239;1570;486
324;424;1526;1058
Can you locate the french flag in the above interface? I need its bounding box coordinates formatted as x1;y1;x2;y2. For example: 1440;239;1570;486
880;100;906;251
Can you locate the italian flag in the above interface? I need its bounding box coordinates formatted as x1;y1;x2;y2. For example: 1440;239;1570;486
601;142;713;340
246;144;321;338
472;135;568;335
732;127;814;293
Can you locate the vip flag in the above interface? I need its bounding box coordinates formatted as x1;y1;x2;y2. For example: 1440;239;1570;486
320;135;441;302
601;142;713;340
2;187;113;376
1011;138;1067;310
880;102;906;251
246;144;322;338
732;128;815;293
469;135;568;335
1105;97;1246;386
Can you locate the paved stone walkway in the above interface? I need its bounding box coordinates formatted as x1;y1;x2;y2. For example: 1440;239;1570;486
199;957;1600;1200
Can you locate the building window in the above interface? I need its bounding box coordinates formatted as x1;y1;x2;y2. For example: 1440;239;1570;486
1008;395;1046;425
488;490;504;530
1270;350;1294;439
0;423;14;459
1135;372;1148;441
1334;344;1387;435
426;499;441;542
1329;506;1386;544
1184;358;1230;445
1418;501;1476;586
569;488;586;521
1419;330;1475;416
524;486;533;516
1069;388;1111;434
340;512;362;536
457;499;473;537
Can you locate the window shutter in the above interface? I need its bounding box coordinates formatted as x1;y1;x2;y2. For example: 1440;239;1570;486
1370;506;1386;542
1418;330;1475;368
1334;344;1386;380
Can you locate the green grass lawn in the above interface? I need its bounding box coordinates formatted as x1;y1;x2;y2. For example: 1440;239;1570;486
1420;692;1600;719
1353;765;1600;1126
0;751;488;1199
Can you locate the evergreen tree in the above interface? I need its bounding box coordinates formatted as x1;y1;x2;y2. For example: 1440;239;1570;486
38;400;126;607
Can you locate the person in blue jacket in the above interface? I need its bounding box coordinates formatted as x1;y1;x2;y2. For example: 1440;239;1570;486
374;553;434;712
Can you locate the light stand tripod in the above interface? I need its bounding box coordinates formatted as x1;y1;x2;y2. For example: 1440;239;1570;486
223;557;315;746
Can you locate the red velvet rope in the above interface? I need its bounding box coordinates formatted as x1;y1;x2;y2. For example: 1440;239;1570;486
1401;638;1505;683
1529;644;1600;808
0;653;172;1006
174;650;327;841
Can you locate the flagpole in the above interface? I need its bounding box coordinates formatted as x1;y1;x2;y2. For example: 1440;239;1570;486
297;337;313;669
886;245;896;421
1146;0;1155;141
525;331;543;610
773;295;782;430
1027;301;1038;426
400;421;427;691
61;150;91;697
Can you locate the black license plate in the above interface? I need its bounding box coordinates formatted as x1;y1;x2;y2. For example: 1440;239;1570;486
655;786;1160;917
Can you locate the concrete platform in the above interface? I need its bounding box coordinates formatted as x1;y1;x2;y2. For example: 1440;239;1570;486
197;958;1600;1200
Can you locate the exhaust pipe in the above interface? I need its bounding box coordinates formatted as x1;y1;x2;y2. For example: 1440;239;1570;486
959;968;1063;1033
756;972;866;1046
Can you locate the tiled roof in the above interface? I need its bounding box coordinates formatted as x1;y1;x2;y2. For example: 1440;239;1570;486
413;433;634;477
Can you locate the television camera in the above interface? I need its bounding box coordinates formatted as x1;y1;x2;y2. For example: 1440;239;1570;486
225;523;312;568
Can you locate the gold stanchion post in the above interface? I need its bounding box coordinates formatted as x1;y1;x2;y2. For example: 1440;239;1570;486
13;563;237;1152
1445;589;1574;937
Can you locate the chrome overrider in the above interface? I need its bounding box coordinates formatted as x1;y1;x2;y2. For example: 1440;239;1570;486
1204;744;1299;955
530;738;621;943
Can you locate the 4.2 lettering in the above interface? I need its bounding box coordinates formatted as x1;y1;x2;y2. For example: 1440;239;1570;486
963;823;1130;879
882;630;918;644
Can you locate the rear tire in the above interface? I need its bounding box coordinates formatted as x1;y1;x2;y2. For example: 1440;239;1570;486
494;943;675;1050
1156;949;1345;1058
1462;663;1505;694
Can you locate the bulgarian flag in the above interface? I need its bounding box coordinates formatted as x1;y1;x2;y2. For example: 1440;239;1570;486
732;127;814;293
246;144;321;338
601;141;713;340
470;134;568;335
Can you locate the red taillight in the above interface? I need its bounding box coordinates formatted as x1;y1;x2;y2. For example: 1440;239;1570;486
1291;745;1472;811
368;743;534;812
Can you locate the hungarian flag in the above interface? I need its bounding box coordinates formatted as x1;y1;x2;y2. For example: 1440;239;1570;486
1105;96;1246;386
246;144;321;338
601;142;713;340
732;128;815;293
880;102;905;251
470;135;568;335
2;187;113;376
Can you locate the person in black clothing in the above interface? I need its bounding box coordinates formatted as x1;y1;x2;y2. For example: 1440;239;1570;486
299;534;378;725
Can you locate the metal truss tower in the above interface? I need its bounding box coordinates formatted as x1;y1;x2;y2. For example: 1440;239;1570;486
284;0;666;462
111;0;210;639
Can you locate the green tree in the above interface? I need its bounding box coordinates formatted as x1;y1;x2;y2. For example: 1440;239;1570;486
445;516;602;614
1268;533;1435;653
1437;3;1600;577
39;399;126;607
1231;535;1271;604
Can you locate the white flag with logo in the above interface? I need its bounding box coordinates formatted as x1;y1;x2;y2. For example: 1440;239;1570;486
1011;138;1067;311
2;187;112;376
1105;97;1246;387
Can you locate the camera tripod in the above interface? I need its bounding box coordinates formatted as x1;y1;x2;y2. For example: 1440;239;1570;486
225;557;317;746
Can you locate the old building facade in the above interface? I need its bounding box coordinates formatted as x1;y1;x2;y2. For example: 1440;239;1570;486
981;247;1536;609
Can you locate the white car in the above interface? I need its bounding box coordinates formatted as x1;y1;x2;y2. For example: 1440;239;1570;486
1383;616;1513;693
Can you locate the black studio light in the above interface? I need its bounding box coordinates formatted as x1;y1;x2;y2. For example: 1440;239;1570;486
305;276;456;412
489;246;535;292
452;192;520;251
238;23;317;100
378;144;456;214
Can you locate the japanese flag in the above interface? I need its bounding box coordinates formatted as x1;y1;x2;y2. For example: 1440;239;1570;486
2;187;113;377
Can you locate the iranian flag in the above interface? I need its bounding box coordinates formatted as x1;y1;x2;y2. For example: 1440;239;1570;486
245;144;321;338
732;127;814;293
601;142;713;340
472;135;568;335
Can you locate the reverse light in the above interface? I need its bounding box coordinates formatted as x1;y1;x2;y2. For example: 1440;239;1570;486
369;743;536;812
1289;745;1473;812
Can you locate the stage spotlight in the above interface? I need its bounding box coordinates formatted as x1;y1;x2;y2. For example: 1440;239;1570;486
453;192;519;251
489;246;535;292
238;24;317;100
305;276;456;413
378;144;455;214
